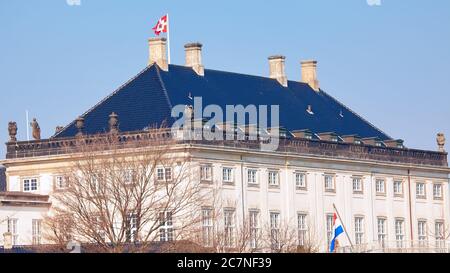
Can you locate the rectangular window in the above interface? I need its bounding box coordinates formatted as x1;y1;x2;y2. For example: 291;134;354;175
298;213;308;246
268;171;279;187
222;168;233;183
159;211;174;242
247;169;258;186
393;180;403;196
377;218;387;248
249;210;259;249
326;214;334;247
200;165;212;182
224;209;235;247
123;170;134;185
395;219;404;248
7;218;18;246
354;217;364;245
433;184;443;199
32;219;42;245
352;177;363;193
375;179;385;195
126;213;138;242
324;175;335;192
270;212;280;250
156;168;172;182
418;220;427;247
202;208;213;247
55;176;67;190
416;183;426;198
295;173;307;189
435;221;445;249
23;178;38;192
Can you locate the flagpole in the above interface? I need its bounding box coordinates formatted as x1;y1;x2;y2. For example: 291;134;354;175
26;110;30;141
166;13;171;65
333;203;354;250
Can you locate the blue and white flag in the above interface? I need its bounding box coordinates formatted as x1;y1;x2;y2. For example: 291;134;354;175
329;212;344;253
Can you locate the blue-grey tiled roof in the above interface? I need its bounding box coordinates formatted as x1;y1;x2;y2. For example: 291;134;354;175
54;64;391;140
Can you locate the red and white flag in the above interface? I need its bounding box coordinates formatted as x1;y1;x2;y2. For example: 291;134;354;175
153;15;168;36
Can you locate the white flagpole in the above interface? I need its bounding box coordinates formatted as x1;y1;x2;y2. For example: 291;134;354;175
26;110;30;141
166;13;171;65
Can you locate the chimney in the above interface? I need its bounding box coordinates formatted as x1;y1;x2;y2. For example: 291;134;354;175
268;55;288;87
301;60;319;91
185;43;204;76
148;38;168;71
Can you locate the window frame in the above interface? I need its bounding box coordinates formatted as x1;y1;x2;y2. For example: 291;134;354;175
222;167;234;185
297;213;308;247
268;170;280;188
352;176;363;194
324;174;335;193
433;183;443;200
354;216;365;245
295;172;307;190
247;169;259;187
200;164;213;183
375;179;386;196
416;182;426;199
393;180;404;197
32;219;42;245
159;211;174;242
23;177;39;192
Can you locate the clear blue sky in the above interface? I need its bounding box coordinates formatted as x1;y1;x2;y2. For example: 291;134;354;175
0;0;449;158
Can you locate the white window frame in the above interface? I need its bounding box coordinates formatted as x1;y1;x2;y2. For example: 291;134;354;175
416;183;426;199
377;217;387;248
55;175;67;190
247;169;258;186
393;180;403;196
222;167;234;184
375;179;386;195
298;213;308;246
324;175;335;192
200;165;212;182
202;208;213;247
270;212;281;250
23;178;38;192
268;171;279;187
395;219;405;248
249;210;260;249
326;214;334;247
7;218;18;246
433;183;443;200
295;172;307;190
224;209;235;247
32;219;42;245
352;177;363;193
159;211;174;242
435;221;445;249
354;217;364;245
418;220;428;247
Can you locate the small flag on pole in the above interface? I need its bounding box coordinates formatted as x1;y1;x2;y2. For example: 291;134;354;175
153;15;168;36
329;212;344;253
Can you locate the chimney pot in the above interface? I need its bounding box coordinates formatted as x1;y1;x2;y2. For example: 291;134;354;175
301;60;320;91
268;55;288;87
184;42;204;76
148;38;168;71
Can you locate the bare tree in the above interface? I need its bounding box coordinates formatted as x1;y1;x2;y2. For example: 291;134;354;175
44;129;205;253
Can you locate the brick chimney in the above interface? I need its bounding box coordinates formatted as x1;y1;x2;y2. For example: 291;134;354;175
148;38;168;71
301;60;319;91
268;55;288;87
185;43;204;76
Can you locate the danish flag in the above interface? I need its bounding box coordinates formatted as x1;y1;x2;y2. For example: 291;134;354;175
153;15;168;36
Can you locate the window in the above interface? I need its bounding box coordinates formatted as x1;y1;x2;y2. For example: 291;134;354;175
268;171;279;187
270;212;280;250
7;218;18;246
324;175;335;192
156;167;172;182
416;183;426;198
159;211;174;242
326;214;334;247
395;219;404;248
93;215;106;242
298;213;308;246
418;220;427;247
127;213;138;242
202;208;213;247
354;217;364;245
249;210;259;249
295;173;307;189
32;219;42;245
222;168;234;184
352;177;363;193
23;178;38;192
200;165;212;182
375;179;385;195
435;221;445;249
393;180;403;196
55;176;67;190
224;209;235;247
433;184;443;199
377;218;387;248
247;169;258;186
123;170;134;185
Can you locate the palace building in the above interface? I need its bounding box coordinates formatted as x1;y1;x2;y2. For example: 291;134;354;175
0;37;449;253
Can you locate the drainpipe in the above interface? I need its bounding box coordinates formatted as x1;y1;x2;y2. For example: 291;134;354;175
407;169;414;247
240;154;246;227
